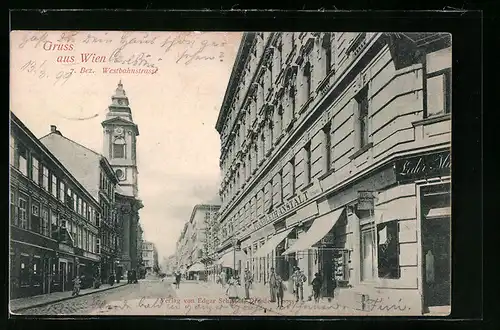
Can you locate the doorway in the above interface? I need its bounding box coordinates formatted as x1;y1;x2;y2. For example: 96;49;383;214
421;184;451;311
59;261;67;291
43;258;50;294
319;249;335;297
67;262;74;290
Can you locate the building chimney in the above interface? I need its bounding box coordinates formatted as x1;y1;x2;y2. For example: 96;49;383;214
50;125;62;136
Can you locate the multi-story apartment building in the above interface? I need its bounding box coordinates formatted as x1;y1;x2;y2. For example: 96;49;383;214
203;207;221;281
136;223;145;277
162;255;176;275
174;204;220;280
40;126;120;284
215;32;451;314
141;240;156;273
10;112;101;299
175;223;190;272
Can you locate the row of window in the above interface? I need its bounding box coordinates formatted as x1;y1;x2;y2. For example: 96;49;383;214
99;169;115;201
10;190;100;254
219;47;452;219
220;34;335;202
221;37;319;179
10;135;100;227
101;228;120;252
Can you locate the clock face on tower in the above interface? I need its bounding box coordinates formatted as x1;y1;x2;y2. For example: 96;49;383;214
118;99;125;105
114;127;124;135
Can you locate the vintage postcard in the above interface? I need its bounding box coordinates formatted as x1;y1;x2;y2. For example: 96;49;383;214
9;31;451;317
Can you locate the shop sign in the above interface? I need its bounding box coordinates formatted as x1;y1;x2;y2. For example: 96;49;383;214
58;243;74;254
357;191;375;211
395;150;451;183
259;179;323;229
320;233;335;245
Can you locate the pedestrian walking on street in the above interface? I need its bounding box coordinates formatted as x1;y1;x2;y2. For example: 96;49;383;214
292;266;307;302
243;268;253;300
220;271;227;288
268;267;277;303
275;275;286;308
175;271;181;289
72;275;81;296
226;276;238;301
311;273;322;303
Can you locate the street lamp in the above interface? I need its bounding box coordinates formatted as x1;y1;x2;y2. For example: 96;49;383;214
232;236;237;279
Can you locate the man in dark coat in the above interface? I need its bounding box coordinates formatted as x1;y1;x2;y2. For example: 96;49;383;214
311;273;322;303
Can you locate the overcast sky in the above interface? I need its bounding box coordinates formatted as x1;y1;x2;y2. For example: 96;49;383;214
10;31;242;260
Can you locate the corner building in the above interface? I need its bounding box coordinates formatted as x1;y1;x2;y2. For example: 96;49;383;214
10;112;101;298
215;32;451;314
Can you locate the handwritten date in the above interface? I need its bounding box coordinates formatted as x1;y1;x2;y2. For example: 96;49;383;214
20;60;74;86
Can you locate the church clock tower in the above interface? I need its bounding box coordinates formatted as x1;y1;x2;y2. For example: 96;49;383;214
102;80;140;197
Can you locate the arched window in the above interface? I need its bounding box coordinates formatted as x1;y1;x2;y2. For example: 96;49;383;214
113;138;126;158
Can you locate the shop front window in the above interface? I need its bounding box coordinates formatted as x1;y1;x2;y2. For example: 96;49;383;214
360;229;376;281
377;220;400;279
32;257;42;286
20;255;30;287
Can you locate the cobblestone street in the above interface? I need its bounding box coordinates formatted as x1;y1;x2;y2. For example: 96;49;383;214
14;278;176;316
13;277;419;316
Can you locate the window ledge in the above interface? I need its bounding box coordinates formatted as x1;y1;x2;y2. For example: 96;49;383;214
301;182;314;192
299;96;314;115
412;113;451;127
316;69;336;93
318;168;336;181
349;142;373;160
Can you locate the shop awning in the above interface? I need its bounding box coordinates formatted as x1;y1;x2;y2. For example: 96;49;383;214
282;207;345;255
216;249;247;269
254;228;293;258
187;262;205;272
426;206;451;219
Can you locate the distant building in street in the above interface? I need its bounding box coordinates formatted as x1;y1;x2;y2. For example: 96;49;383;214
136;222;144;276
162;255;176;275
215;32;451;314
141;240;157;273
174;204;220;280
10;112;101;299
101;81;144;277
40;126;120;284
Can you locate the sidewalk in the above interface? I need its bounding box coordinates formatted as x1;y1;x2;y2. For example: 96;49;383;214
10;282;128;312
190;281;417;316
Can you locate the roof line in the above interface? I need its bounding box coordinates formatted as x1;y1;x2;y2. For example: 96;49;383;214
10;111;100;208
40;131;102;157
214;33;255;133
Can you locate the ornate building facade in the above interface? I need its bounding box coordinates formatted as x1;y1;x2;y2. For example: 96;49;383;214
101;81;144;277
215;32;451;314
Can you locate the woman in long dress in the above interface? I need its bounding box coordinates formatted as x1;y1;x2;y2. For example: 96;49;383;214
226;276;239;301
268;268;277;303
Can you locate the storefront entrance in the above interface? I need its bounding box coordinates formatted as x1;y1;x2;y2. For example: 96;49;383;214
421;183;451;310
43;258;50;294
59;261;67;291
